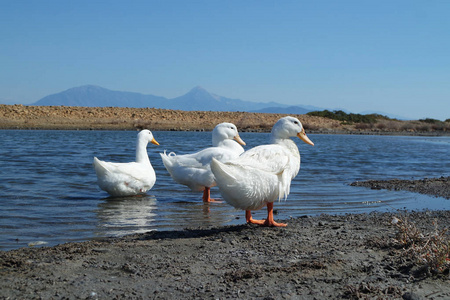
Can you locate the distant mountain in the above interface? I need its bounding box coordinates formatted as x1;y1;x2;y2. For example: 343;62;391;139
33;85;168;108
167;86;286;111
31;85;312;113
27;85;406;118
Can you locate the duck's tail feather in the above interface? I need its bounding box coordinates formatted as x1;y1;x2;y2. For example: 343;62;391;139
160;150;175;169
93;157;110;175
210;158;237;182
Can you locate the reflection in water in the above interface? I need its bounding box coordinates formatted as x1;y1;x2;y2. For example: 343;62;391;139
147;194;242;231
95;194;242;237
96;195;158;236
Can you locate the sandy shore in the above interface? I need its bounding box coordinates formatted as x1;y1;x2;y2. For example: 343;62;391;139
0;104;340;132
1;178;449;299
1;104;449;135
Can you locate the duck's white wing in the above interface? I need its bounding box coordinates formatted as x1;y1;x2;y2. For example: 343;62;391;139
174;147;240;166
228;144;291;174
211;158;280;210
93;157;155;196
160;149;215;191
211;144;296;210
160;147;242;191
94;159;150;181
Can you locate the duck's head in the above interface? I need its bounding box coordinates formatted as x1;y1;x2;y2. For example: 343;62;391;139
212;122;246;146
138;129;160;146
272;116;314;146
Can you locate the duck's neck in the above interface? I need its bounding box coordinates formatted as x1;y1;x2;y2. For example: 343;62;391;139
271;137;300;158
212;135;223;147
273;137;301;177
135;139;150;164
216;139;245;154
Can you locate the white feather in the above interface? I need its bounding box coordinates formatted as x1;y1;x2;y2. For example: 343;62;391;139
93;130;158;197
160;123;245;191
211;116;310;211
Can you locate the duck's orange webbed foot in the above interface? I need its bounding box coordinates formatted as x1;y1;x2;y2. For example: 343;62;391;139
245;210;265;225
263;219;287;227
263;202;287;227
202;187;222;203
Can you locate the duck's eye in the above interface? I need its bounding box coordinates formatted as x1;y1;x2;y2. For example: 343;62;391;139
294;121;299;125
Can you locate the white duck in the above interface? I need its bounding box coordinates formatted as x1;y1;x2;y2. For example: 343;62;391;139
93;129;159;197
210;116;314;227
160;122;246;202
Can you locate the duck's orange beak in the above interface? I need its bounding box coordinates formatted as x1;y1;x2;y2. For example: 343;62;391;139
297;128;314;146
151;138;160;146
234;133;246;146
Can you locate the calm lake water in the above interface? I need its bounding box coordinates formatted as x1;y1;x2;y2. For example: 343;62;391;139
1;130;449;251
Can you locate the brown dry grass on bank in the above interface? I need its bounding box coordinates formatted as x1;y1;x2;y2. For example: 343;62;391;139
0;104;340;132
1;104;449;135
354;118;450;134
391;215;450;276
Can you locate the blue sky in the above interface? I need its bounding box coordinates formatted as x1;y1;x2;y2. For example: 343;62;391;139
1;1;449;120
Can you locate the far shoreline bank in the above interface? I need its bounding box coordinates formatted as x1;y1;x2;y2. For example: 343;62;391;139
2;127;450;137
1;104;449;136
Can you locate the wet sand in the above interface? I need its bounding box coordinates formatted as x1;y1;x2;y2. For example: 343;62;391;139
1;178;449;299
351;177;450;200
